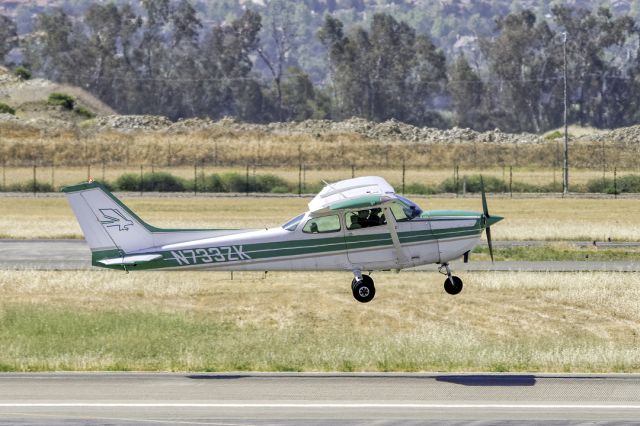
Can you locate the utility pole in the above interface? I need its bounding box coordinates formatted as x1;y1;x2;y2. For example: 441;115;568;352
563;32;569;195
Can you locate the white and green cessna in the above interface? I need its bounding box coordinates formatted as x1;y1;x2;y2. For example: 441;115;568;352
63;176;502;303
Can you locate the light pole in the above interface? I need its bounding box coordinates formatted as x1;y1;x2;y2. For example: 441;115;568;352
562;31;569;195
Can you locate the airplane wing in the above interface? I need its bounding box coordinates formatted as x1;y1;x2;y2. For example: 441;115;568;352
308;176;398;214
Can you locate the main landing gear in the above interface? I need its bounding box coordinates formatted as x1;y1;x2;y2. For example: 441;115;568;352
351;271;375;303
439;263;463;295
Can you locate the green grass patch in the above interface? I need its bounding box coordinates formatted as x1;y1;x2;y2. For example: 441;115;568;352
0;102;15;115
0;302;630;372
2;180;54;192
13;66;31;80
1;270;640;372
5;170;640;194
472;245;640;261
47;92;75;110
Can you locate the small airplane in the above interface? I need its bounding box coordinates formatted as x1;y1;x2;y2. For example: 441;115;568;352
63;176;502;303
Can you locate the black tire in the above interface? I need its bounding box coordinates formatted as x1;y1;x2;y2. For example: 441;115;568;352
444;276;463;295
352;275;375;303
351;274;373;290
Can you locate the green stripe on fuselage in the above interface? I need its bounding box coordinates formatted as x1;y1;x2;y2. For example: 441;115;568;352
93;218;483;271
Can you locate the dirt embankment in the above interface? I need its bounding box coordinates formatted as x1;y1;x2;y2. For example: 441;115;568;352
3;65;640;168
85;115;543;145
0;65;115;128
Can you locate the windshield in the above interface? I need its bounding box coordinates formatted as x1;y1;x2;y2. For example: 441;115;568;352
281;214;305;231
396;195;423;219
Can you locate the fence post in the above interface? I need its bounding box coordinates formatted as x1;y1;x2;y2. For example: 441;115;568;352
2;161;5;190
402;161;406;195
614;167;617;199
509;166;513;198
454;165;459;196
351;164;355;179
462;175;467;196
298;163;302;197
201;159;206;192
51;161;55;189
194;163;197;195
602;139;606;190
302;164;306;193
33;163;36;196
102;161;106;182
87;164;91;181
245;164;249;196
140;165;143;196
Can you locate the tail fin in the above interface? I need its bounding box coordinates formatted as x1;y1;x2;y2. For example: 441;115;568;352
62;181;155;254
63;181;245;262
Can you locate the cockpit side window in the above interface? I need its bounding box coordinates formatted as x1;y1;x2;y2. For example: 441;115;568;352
388;201;420;222
345;208;386;230
302;215;341;233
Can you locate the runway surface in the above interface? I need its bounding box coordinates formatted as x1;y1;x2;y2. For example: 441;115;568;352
1;239;639;272
0;372;638;424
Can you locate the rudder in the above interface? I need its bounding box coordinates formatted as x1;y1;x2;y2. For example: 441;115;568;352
62;181;154;254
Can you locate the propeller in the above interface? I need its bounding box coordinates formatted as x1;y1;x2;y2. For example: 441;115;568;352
480;176;494;263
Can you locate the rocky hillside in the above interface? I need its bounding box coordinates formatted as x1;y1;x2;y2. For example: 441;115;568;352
2;65;639;147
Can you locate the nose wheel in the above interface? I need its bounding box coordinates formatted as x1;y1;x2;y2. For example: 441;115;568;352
439;263;463;295
351;273;375;303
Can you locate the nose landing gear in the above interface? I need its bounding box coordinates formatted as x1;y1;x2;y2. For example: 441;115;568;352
439;263;463;295
351;271;375;303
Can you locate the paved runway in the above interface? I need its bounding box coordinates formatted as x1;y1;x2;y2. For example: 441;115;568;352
0;373;638;424
1;240;639;272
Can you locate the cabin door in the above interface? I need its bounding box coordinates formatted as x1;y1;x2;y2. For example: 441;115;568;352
343;208;396;268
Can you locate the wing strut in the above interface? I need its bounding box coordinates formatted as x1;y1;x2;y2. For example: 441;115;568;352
383;206;409;266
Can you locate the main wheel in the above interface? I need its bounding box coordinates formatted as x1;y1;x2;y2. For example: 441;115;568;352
351;274;373;290
444;276;463;295
352;275;375;303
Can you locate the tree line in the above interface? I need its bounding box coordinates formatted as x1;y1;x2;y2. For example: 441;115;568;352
0;1;639;133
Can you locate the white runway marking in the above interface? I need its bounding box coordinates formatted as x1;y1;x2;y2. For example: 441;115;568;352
2;403;640;409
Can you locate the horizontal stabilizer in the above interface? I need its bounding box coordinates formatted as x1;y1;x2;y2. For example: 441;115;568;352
97;254;162;266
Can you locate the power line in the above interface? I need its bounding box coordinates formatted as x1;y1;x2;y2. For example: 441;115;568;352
76;73;635;85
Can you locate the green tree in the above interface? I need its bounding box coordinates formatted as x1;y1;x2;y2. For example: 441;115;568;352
480;10;563;132
203;10;266;121
281;67;329;120
25;9;79;82
256;0;300;121
319;13;447;126
552;6;636;128
448;55;486;129
0;15;17;64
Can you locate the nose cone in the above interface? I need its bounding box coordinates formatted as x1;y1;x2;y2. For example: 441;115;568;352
486;215;503;227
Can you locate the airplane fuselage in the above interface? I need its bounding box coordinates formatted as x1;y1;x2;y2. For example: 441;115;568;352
92;211;485;273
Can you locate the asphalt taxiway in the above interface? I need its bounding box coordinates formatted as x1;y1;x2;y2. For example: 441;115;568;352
0;372;639;424
1;239;639;272
1;239;639;425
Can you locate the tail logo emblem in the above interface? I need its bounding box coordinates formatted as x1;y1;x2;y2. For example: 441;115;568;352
99;208;134;231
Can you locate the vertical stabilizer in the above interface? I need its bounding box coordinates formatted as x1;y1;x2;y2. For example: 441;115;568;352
62;182;154;254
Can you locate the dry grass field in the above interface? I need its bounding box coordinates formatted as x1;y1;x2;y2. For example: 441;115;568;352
0;195;638;241
0;270;638;372
2;123;640;170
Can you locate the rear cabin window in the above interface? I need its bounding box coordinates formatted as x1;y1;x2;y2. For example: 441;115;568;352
303;215;341;233
345;208;386;230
